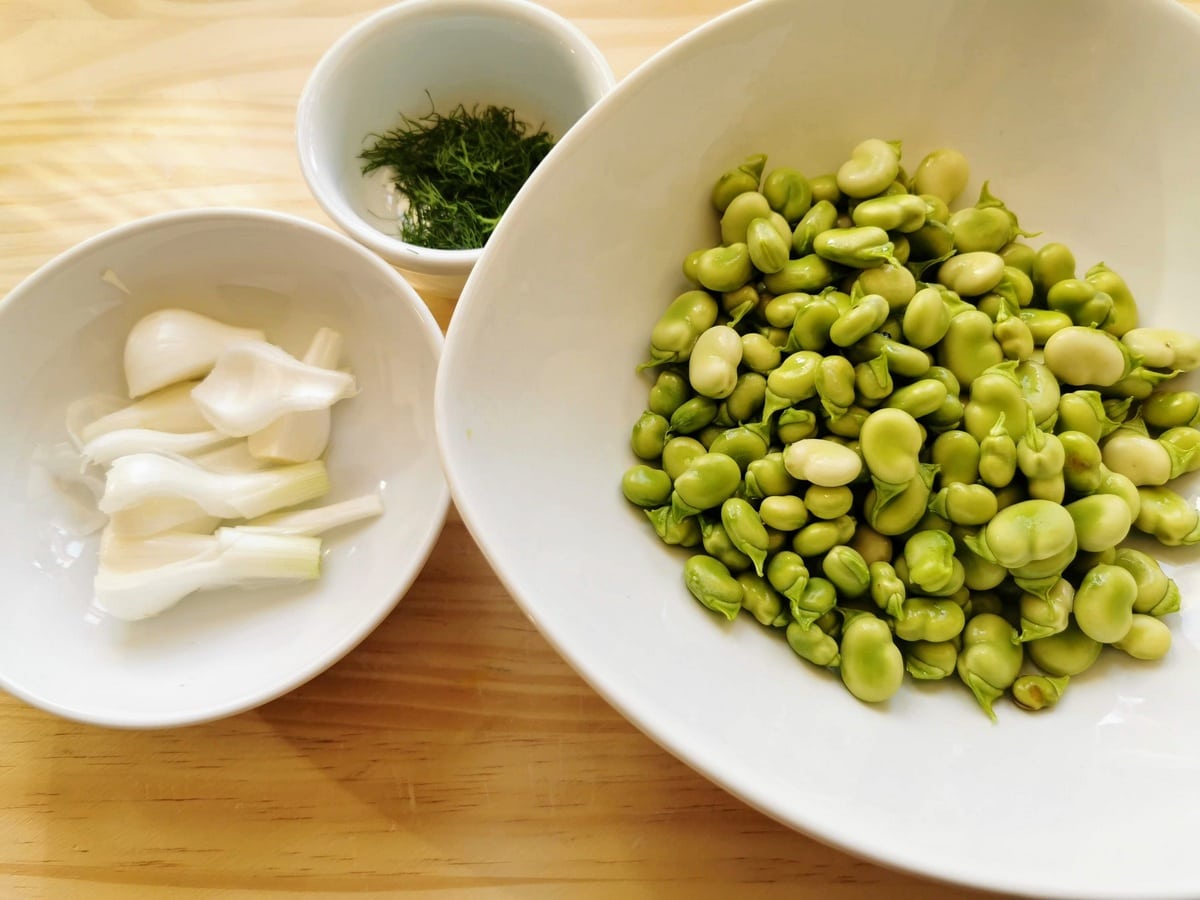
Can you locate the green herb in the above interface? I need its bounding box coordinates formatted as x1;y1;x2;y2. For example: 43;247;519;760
360;97;556;250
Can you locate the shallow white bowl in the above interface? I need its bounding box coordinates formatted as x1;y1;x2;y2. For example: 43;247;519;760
0;209;448;728
296;0;616;296
436;0;1200;896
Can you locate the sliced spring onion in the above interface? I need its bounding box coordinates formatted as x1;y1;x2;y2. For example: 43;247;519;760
247;328;344;463
124;309;265;398
80;428;232;468
78;381;210;445
245;492;384;536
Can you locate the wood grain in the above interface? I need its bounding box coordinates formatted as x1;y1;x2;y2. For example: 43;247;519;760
1;2;1197;898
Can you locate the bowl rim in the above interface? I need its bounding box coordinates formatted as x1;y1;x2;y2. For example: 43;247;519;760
0;206;451;729
295;0;618;277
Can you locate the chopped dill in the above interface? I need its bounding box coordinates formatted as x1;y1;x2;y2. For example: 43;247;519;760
359;96;556;250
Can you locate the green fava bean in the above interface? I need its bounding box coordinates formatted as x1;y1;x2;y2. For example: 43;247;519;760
837;138;901;199
885;378;947;419
1073;564;1138;644
906;219;956;266
937;310;1005;386
684;555;744;621
722;372;768;423
937;252;1006;297
1085;262;1138;337
672;452;743;515
721;497;769;576
763;292;807;329
999;241;1036;277
964;361;1028;442
949;205;1013;254
697;424;723;449
760;494;809;531
1032;242;1076;299
903;530;958;594
764;350;822;412
852;194;927;233
689;325;743;400
786;618;840;668
1015;577;1074;642
1112;548;1180;616
860;408;923;485
1019;308;1073;346
957;613;1024;721
696;243;753;293
815;355;856;419
902;286;952;349
905;640;959;680
746;217;791;274
645;290;719;367
929;483;998;527
1056;390;1126;442
911;148;969;205
621;465;672;508
978;413;1018;488
645;506;702;547
994;313;1035;362
957;535;1008;591
711;153;765;212
737;572;788;627
1016;409;1066;479
856;263;918;309
1044;326;1137;387
708;424;770;472
1113;614;1172;660
783;438;863;487
792;520;842;557
720;191;772;245
1134;486;1200;546
850;526;893;566
829;293;890;347
854;353;893;403
790;575;838;628
808;174;841;205
822;545;870;599
766;550;810;603
776;408;820;444
763;167;813;223
932;430;980;485
1046;278;1113;328
1123;327;1200;372
967;499;1075;570
669;396;718;435
741;334;782;375
804;485;854;520
854;333;933;378
894;597;966;643
864;465;935;536
839;612;905;703
662;436;706;481
791;200;839;256
1066;494;1132;553
631;411;669;460
1143;390;1200;430
700;517;752;572
1059;431;1104;493
648;368;691;418
765;256;837;297
1027;620;1102;677
825;406;869;439
1011;674;1069;712
1014;360;1060;426
868;560;906;617
813;226;896;269
783;295;840;352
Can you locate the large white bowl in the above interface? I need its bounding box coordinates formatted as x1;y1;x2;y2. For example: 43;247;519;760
297;0;616;296
436;0;1200;896
0;209;449;728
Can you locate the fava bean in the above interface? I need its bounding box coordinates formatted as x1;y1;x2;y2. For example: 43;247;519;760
1043;326;1135;386
839;612;905;702
905;640;959;680
930;483;998;527
957;613;1023;720
853;194;927;233
645;506;702;547
1073;564;1138;643
760;494;809;531
1113;614;1172;660
684;554;743;620
621;464;672;508
763;167;813;223
737;572;788;627
1027;620;1102;677
783;438;862;486
937;251;1006;297
631;411;669;459
791;200;839;256
645;290;719;367
1112;548;1181;616
696;243;754;293
672;452;743;516
813;226;896;269
786;618;840;667
1011;674;1069;712
1133;486;1200;546
720;191;772;245
669;395;718;435
764;254;839;295
689;325;743;399
856;263;918;309
911;148;969;204
711;153;765;212
700;517;752;571
1032;242;1076;298
937;309;1005;386
662;436;707;481
1015;577;1074;643
837;138;901;199
1085;262;1138;337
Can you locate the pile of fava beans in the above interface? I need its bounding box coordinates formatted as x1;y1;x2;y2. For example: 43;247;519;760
622;139;1197;718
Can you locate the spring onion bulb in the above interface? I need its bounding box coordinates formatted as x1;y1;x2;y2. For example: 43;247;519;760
78;382;210;445
192;441;275;474
80;428;232;468
94;526;321;621
245;492;384;536
192;340;357;438
99;453;329;520
124;309;264;398
105;497;219;539
247;328;344;463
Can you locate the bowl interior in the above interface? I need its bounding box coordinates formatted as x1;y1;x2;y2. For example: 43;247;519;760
0;211;448;727
299;0;613;266
436;0;1200;897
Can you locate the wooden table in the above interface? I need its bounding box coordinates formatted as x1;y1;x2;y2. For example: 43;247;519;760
3;2;1197;897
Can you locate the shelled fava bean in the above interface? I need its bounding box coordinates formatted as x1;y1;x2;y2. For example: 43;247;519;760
622;139;1197;719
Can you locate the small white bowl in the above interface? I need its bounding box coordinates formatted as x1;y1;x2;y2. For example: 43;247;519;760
0;209;449;728
296;0;616;295
436;0;1200;896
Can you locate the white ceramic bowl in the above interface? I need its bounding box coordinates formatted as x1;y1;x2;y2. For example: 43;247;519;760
296;0;616;296
0;209;449;728
436;0;1200;896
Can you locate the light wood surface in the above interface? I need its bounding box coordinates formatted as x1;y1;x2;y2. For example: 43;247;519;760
2;2;1198;898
